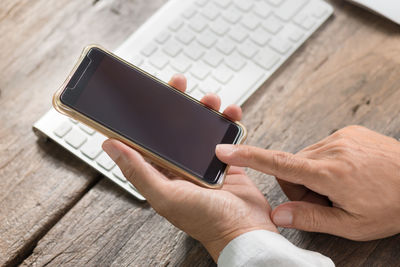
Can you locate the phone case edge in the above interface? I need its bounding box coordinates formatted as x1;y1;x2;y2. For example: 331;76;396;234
52;44;248;190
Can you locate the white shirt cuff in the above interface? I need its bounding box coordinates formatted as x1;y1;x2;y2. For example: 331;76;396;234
218;230;335;267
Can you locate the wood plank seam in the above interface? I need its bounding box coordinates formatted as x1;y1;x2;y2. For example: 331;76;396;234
4;176;102;267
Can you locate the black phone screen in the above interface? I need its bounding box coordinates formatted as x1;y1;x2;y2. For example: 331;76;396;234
60;47;242;184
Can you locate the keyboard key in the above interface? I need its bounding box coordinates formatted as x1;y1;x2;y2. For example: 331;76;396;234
186;74;199;93
155;31;171;44
311;2;329;18
65;128;87;149
189;14;208;32
224;52;246;71
190;89;205;100
163;39;182;57
203;50;224;67
274;0;308;21
197;30;218;48
157;66;176;82
238;40;259;58
218;63;265;107
300;17;316;30
289;31;304;42
212;65;233;84
54;121;72;138
149;52;169;69
213;0;231;8
184;42;205;60
80;135;105;160
128;182;137;190
201;3;220;20
210;18;230;36
96;152;116;171
229;25;248;43
233;0;253;12
130;55;144;67
113;167;127;182
262;15;283;34
176;27;196;45
250;28;270;46
182;6;198;19
294;13;316;30
171;54;192;73
253;48;280;70
283;24;304;42
222;6;242;24
79;123;95;135
141;62;159;77
216;39;236;55
190;62;211;80
168;18;184;31
269;38;292;54
199;78;222;94
69;118;78;124
266;0;284;6
241;16;260;31
141;43;158;57
253;2;272;19
195;0;209;7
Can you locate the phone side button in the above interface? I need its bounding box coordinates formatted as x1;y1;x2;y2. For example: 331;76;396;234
96;152;116;171
64;129;87;149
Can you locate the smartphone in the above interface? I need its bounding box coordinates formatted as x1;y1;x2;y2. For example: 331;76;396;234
53;45;247;188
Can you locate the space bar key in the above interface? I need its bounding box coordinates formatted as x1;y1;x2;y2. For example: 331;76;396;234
218;64;265;110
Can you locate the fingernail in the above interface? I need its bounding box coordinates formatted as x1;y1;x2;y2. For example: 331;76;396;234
102;141;121;161
273;209;293;226
216;144;236;156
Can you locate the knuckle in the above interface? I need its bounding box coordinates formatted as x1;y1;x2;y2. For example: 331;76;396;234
295;205;322;231
328;138;353;154
331;129;345;139
337;138;353;149
316;166;332;179
331;125;364;139
272;152;295;172
239;146;254;162
345;125;364;131
308;208;323;230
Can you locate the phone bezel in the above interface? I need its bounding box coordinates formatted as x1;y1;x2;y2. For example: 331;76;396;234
53;45;247;189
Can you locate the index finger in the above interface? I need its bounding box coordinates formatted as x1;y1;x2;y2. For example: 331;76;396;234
216;144;325;190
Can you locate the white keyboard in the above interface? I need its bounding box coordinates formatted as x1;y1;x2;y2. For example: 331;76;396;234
33;0;333;200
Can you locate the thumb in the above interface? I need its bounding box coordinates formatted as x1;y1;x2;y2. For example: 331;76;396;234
102;139;170;199
272;201;355;238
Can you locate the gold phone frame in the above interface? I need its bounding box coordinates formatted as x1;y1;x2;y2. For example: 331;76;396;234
53;45;247;189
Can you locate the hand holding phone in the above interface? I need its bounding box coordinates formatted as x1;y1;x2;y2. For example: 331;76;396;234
102;75;278;262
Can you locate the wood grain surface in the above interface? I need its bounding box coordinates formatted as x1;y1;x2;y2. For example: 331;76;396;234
1;0;399;266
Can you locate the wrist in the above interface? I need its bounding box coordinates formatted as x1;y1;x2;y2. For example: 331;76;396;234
202;225;279;262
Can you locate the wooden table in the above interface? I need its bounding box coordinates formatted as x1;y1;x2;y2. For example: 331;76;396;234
1;0;399;266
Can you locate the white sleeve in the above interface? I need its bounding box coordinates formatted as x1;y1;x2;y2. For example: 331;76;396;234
218;230;334;267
